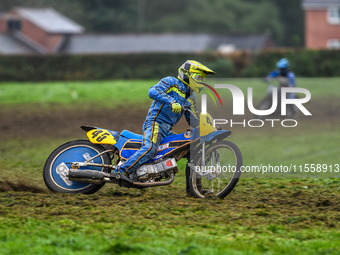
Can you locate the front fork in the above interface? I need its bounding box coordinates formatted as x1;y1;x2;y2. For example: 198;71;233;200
188;142;206;174
189;142;220;181
201;142;206;167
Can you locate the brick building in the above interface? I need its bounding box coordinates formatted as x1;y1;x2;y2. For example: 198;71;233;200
0;7;84;54
302;0;340;49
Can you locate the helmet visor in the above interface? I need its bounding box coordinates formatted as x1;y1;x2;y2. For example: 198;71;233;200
190;73;206;83
187;74;205;93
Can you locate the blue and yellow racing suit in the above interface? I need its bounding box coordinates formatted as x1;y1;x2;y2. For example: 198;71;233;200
117;76;199;174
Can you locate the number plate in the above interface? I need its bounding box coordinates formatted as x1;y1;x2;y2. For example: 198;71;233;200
87;129;117;144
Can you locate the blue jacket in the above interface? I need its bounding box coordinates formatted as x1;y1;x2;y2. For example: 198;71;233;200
144;76;199;135
267;70;296;87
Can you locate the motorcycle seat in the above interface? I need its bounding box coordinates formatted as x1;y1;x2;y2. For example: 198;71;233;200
121;130;143;140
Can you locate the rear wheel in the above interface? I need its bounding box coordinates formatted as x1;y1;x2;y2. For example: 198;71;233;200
43;140;111;194
189;141;242;199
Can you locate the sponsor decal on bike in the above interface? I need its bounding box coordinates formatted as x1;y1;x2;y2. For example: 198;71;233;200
82;152;94;163
152;154;163;160
158;143;169;151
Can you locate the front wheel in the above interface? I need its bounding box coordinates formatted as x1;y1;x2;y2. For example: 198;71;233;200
43;140;111;194
254;97;276;119
286;104;298;119
189;141;242;199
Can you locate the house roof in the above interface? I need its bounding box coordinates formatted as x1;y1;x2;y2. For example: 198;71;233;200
211;34;272;52
0;33;35;54
302;0;340;9
62;34;272;54
14;7;84;34
64;34;210;54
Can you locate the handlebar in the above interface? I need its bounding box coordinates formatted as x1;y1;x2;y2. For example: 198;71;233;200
182;105;190;111
264;77;289;87
182;105;223;130
182;105;199;120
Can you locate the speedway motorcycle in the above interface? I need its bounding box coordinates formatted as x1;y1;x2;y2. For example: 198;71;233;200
43;108;242;198
255;78;298;119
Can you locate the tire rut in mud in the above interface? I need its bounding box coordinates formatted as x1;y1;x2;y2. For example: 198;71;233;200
0;179;45;193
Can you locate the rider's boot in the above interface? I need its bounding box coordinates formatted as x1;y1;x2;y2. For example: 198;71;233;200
109;169;133;184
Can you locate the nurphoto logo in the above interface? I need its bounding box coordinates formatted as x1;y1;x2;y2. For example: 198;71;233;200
201;84;312;128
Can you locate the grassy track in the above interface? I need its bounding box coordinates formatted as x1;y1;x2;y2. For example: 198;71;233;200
0;128;339;254
1;78;339;107
0;80;154;107
0;78;339;254
0;135;339;255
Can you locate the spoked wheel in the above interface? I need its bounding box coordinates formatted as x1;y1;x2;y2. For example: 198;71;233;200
286;104;298;119
254;97;275;119
189;141;242;199
43;140;111;194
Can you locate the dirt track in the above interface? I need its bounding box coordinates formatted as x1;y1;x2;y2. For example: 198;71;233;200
0;104;197;140
0;98;339;241
0;97;339;141
0;104;149;140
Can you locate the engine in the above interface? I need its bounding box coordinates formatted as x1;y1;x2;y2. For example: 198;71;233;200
133;158;178;182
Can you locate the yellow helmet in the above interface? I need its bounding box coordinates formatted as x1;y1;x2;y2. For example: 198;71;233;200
178;60;215;93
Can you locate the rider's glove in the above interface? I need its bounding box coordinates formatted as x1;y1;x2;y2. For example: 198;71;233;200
171;103;182;113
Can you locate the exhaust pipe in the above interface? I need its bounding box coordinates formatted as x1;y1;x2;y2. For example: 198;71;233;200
68;169;175;188
68;169;105;184
132;172;175;188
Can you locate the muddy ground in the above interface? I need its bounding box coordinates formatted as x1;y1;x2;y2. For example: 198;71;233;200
0;98;339;255
0;97;339;140
0;104;150;140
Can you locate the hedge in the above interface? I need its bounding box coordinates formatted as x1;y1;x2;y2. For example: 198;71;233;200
0;49;339;81
240;49;340;77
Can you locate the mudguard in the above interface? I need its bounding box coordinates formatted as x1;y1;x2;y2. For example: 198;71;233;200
81;126;119;145
200;130;231;143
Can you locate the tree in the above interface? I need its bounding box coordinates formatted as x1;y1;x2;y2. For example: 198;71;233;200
0;0;303;46
144;0;283;41
80;0;138;33
272;0;304;46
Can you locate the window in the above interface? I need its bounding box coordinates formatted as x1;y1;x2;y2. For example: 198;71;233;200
327;39;340;49
328;6;340;24
7;19;22;32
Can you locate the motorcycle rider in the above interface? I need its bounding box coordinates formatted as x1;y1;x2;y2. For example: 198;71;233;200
265;58;296;99
110;60;215;184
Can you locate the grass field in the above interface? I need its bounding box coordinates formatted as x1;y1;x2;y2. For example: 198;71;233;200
1;78;339;107
0;78;339;254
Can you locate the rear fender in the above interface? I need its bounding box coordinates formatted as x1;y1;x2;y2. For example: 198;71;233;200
200;130;231;143
81;126;119;145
